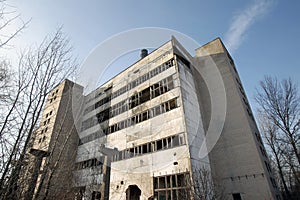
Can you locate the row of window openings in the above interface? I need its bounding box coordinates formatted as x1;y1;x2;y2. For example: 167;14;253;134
110;98;177;134
110;75;174;118
227;52;238;74
111;133;185;162
79;99;178;145
87;50;173;102
41;110;53;133
237;78;255;121
78;129;105;145
84;59;174;114
84;58;175;113
84;96;111;115
229;173;265;181
75;157;104;171
154;172;190;189
111;58;174;100
79;98;178;146
81;75;175;131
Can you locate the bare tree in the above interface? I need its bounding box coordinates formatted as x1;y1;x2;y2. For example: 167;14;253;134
187;167;226;200
0;0;28;48
255;76;300;199
0;28;78;200
0;61;13;102
257;113;292;199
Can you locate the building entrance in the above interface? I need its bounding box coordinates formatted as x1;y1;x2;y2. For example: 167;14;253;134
126;185;141;200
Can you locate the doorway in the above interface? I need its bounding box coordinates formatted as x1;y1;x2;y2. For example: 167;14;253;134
126;185;141;200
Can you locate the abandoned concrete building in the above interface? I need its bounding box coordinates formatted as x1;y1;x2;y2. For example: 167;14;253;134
20;37;281;200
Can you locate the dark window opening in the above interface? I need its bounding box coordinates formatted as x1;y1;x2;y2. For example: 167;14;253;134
140;88;151;104
96;108;110;123
232;193;242;200
142;144;148;154
157;140;163;151
159;177;166;188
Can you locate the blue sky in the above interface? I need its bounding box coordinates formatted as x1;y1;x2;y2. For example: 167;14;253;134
3;0;300;110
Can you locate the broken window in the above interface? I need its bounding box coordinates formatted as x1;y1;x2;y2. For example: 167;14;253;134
142;144;148;154
169;99;177;110
154;172;190;200
96;108;110;123
157;140;163;151
75;158;103;171
111;133;185;162
140;88;151;104
102;75;175;121
106;98;178;134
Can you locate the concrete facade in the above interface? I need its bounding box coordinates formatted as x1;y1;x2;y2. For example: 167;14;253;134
194;39;280;200
22;37;280;200
21;80;83;200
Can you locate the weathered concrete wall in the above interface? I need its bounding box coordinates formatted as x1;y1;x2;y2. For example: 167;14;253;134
176;49;210;169
107;51;191;199
194;38;279;200
75;41;193;199
22;80;84;200
110;146;190;199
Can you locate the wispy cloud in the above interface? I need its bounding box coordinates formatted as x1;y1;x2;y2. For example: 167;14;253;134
224;0;274;53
